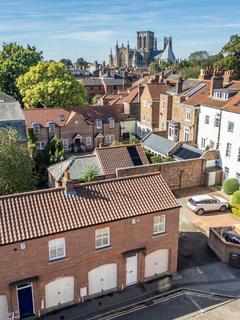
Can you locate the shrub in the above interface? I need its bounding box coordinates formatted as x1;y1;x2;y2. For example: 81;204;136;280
232;190;240;209
151;155;162;164
129;135;139;144
231;206;240;217
223;178;239;195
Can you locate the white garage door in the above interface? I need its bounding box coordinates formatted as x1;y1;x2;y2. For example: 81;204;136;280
45;277;74;309
88;263;117;295
145;249;169;278
0;295;8;320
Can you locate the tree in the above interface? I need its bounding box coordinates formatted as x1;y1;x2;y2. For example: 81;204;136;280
92;94;101;105
17;61;87;108
81;165;99;182
214;35;240;76
188;51;210;62
60;59;72;67
0;128;35;195
149;61;160;75
76;57;86;66
0;43;42;101
129;135;139;144
45;136;64;164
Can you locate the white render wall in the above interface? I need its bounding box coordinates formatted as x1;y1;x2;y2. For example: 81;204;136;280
219;110;240;180
197;105;220;150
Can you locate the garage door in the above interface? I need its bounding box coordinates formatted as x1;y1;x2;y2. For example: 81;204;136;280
0;295;8;320
145;249;169;278
88;263;117;295
45;277;74;309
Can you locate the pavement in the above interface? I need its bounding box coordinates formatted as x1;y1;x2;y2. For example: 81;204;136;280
41;186;240;320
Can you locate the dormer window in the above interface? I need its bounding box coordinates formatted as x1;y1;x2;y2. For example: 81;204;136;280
109;118;115;129
48;122;55;134
32;123;40;135
96;119;102;129
59;115;65;121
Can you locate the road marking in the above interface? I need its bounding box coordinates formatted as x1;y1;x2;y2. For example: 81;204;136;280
196;266;204;274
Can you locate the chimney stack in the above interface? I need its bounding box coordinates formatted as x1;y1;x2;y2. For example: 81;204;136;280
223;70;238;84
176;77;183;94
62;170;76;196
199;66;213;81
210;67;224;96
138;84;144;102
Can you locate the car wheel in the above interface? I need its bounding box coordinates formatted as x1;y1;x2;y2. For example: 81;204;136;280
220;205;227;212
197;208;204;215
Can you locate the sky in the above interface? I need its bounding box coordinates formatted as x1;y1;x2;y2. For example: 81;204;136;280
0;0;240;63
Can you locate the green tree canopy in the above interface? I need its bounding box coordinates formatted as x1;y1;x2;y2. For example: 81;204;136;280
60;59;72;67
188;51;210;62
17;61;87;108
45;136;64;164
0;128;35;195
0;43;42;100
214;34;240;76
92;94;101;105
81;165;99;182
149;61;160;75
76;57;86;66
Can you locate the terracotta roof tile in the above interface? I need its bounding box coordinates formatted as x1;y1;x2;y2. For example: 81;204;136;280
0;173;179;245
223;91;240;113
122;87;139;104
95;144;149;175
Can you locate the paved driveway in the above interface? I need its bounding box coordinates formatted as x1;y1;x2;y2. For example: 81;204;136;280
174;186;240;235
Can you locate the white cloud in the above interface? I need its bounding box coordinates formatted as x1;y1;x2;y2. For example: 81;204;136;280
51;30;116;43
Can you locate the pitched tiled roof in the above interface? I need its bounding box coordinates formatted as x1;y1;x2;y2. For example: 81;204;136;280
0;173;179;245
122;87;139;104
145;83;167;101
24;106;120;128
223;91;240;113
24;108;71;128
95;144;149;175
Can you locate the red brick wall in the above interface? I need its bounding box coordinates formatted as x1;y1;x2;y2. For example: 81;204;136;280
0;208;179;315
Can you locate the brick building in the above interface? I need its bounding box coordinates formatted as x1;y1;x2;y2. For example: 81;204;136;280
0;172;180;318
24;106;121;152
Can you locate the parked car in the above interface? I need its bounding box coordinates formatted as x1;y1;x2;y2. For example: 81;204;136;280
187;195;228;215
225;230;240;244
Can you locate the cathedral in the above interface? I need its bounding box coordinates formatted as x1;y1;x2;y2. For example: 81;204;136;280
109;31;177;68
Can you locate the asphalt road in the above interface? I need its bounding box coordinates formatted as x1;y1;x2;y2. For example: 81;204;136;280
97;291;229;320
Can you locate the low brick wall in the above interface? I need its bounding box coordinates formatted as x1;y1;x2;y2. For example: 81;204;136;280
209;227;240;263
117;158;205;191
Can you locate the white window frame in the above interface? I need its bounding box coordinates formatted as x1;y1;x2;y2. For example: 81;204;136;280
36;141;46;150
225;143;232;157
227;121;234;133
32;123;40;135
184;126;190;142
85;136;92;146
48;237;66;261
95;227;110;249
105;135;115;144
214;114;220;127
109;118;115;129
209;140;215;149
96;120;102;129
48;122;55;134
205;115;210;124
201;138;206;149
162;101;166;110
153;215;166;235
238;147;240;162
185;109;191;121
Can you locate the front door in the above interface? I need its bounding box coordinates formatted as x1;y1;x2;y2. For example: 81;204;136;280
17;284;34;319
126;254;138;286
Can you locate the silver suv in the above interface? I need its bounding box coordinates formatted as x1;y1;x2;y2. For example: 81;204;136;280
187;195;228;215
